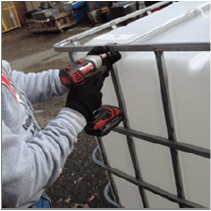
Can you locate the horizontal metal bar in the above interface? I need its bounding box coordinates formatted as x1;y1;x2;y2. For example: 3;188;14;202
54;43;210;53
54;2;210;52
53;1;171;50
92;146;206;208
114;43;210;52
113;126;210;159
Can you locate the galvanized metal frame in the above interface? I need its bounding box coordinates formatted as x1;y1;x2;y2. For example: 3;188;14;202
54;2;210;208
155;51;186;207
57;42;210;208
96;136;122;208
110;61;149;208
56;41;210;208
92;145;207;208
54;1;172;56
55;42;210;53
54;1;210;55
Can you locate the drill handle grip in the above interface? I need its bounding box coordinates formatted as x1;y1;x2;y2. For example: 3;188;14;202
97;65;110;81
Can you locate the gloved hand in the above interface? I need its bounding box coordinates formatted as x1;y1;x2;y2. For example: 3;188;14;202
87;46;121;78
65;71;103;121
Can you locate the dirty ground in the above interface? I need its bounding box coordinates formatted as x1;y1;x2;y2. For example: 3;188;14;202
2;22;116;208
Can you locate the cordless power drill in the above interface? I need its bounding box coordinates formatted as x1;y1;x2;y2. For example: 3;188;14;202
59;48;124;136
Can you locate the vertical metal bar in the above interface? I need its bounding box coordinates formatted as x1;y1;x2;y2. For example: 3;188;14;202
68;52;75;62
96;137;121;206
110;65;150;208
154;51;186;208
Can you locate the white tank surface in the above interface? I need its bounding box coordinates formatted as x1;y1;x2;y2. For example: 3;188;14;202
76;1;210;208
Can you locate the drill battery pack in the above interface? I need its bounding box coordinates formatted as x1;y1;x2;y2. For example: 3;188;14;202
85;105;125;136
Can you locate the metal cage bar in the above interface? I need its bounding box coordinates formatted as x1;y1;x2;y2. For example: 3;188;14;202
92;146;206;208
96;137;122;207
111;44;209;208
110;62;149;208
113;44;208;208
56;42;210;208
95;43;209;208
54;1;210;53
53;1;172;52
108;44;209;208
54;42;210;53
155;51;185;207
113;126;210;159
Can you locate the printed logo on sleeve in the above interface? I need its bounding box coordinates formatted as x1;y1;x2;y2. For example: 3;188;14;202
22;116;36;135
2;69;23;104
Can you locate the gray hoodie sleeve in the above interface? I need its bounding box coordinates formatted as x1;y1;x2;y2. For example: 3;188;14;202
3;60;69;104
2;108;86;208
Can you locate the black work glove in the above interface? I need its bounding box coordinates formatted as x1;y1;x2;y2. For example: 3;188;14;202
66;71;103;121
87;46;121;78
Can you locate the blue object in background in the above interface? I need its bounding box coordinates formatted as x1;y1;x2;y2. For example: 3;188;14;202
72;1;86;10
95;1;100;9
73;10;85;23
71;1;100;24
71;1;86;23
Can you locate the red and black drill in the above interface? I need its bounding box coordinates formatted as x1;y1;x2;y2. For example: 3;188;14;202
59;47;124;136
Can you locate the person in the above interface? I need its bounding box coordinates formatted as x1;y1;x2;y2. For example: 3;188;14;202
1;50;104;208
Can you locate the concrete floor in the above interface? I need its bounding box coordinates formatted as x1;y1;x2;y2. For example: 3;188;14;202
2;23;116;208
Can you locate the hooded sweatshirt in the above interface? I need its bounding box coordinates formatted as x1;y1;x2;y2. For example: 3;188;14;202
2;60;86;208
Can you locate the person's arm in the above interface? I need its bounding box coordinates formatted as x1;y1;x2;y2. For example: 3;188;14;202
2;108;86;208
2;60;104;208
2;60;68;104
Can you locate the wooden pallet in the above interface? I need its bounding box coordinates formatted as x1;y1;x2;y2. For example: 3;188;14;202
2;1;21;33
26;10;76;32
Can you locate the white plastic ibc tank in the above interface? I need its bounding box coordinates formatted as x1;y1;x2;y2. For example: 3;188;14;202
76;1;210;208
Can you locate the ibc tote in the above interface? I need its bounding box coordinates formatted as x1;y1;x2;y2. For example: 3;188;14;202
55;1;210;208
